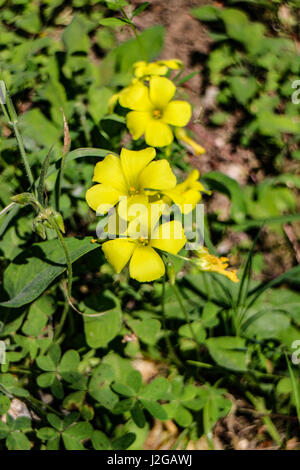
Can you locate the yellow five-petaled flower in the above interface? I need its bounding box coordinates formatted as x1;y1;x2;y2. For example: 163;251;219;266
102;211;187;283
85;147;176;216
119;77;192;148
163;169;211;214
133;59;183;79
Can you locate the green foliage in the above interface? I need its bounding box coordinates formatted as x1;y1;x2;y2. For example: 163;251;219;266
0;0;299;452
1;237;98;308
191;3;300;159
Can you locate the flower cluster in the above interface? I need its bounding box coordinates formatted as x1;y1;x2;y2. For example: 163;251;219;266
86;146;238;283
109;59;205;153
86;58;238;283
86;147;212;281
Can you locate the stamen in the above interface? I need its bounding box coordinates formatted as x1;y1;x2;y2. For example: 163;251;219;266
129;186;139;195
138;236;148;246
153;109;162;119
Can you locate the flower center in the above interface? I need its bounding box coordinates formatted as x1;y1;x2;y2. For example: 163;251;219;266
138;236;149;246
153;109;162;119
128;186;140;196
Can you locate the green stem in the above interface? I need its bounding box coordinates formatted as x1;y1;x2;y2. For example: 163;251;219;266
161;275;182;367
76;101;91;147
172;282;201;360
4;89;35;190
0;101;10;123
171;427;190;450
53;297;69;341
201;272;211;300
48;215;73;339
26;396;63;417
120;7;147;61
0;202;16;217
49;216;72;299
246;392;282;447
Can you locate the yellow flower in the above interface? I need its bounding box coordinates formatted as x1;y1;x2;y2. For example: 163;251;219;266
120;77;192;147
174;128;206;156
108;59;183;113
107;92;121;113
193;246;239;283
102;209;187;282
85;147;176;215
163;169;211;214
108;78;140;113
133;59;183;79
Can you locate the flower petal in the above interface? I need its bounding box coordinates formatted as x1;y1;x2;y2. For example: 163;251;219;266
158;59;183;70
126;111;152;140
93;154;127;194
139;160;176;191
118;194;149;222
86;184;121;214
163;100;192;127
119;81;153;111
127;202;161;239
149;77;176;108
129;245;165;282
145;119;174;147
151;220;187;254
175;128;206;156
133;61;167;78
108;92;120;113
180;189;202;214
120;147;156;188
102;239;136;274
162;188;184;206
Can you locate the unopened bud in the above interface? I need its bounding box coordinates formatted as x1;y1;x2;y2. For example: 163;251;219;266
32;219;46;240
52;210;65;233
43;220;53;230
11;192;36;206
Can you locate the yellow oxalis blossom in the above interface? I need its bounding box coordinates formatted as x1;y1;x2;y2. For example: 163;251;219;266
133;59;183;79
120;77;192;147
163;169;211;214
108;59;183;113
85;147;176;214
194;246;239;283
102;210;187;282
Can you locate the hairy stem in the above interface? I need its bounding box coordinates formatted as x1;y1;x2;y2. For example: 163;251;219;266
48;215;73;339
4;89;35;190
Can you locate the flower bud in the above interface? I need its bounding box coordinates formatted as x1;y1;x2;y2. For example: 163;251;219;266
32;219;46;240
175;128;205;156
43;220;53;230
52;210;65;233
11;192;36;206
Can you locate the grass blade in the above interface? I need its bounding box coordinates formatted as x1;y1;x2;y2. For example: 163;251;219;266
285;353;300;426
